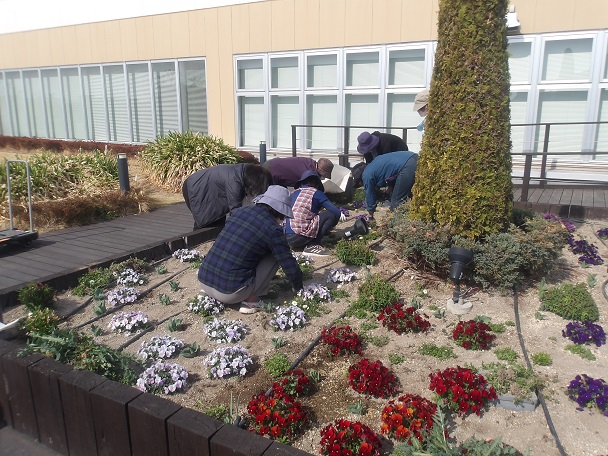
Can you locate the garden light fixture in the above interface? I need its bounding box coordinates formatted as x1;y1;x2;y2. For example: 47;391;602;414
343;218;369;240
447;246;474;315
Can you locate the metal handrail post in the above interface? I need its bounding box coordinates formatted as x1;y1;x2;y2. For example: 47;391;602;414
402;128;408;145
540;124;550;188
341;126;350;168
291;125;297;157
520;153;532;202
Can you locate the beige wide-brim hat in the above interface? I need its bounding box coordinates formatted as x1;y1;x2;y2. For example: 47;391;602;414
413;89;430;112
252;185;294;218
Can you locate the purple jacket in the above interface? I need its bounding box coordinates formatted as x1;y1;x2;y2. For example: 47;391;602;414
263;157;317;187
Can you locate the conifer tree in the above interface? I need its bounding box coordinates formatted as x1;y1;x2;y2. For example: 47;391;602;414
410;0;513;238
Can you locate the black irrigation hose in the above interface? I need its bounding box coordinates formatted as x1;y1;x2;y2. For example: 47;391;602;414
513;289;568;456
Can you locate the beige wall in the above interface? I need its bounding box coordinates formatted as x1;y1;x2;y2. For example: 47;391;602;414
0;0;607;145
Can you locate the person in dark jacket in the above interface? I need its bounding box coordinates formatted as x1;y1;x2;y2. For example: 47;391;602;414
357;131;408;164
182;163;272;229
262;156;334;188
362;151;418;219
198;185;303;314
285;170;346;256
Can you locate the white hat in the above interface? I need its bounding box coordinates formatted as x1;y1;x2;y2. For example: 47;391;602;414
413;89;430;112
252;185;294;218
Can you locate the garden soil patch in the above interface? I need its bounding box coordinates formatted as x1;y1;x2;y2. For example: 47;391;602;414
4;211;608;456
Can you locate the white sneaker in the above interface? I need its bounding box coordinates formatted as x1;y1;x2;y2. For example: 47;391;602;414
303;244;332;257
239;300;262;314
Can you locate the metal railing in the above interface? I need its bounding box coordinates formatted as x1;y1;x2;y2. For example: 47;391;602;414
289;121;608;202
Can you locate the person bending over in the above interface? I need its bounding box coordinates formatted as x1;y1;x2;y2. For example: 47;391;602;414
357;131;408;164
285;170;346;257
182;163;272;229
198;185;303;314
262;156;334;188
362;151;419;220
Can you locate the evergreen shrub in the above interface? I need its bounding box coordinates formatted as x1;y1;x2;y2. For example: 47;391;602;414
335;238;375;266
18;282;55;311
540;283;599;322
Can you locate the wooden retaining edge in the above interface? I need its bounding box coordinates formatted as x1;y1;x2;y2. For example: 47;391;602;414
0;226;222;310
0;339;314;456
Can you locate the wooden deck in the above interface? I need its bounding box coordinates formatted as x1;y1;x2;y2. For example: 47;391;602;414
0;203;221;312
1;184;607;317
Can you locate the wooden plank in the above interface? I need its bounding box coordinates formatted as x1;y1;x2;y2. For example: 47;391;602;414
90;380;142;456
209;424;272;456
0;349;44;439
581;188;594;208
559;188;574;206
536;188;555;205
28;357;73;454
548;187;564;205
128;393;182;456
59;369;107;456
571;188;584;207
526;187;543;204
167;408;223;456
512;187;522;201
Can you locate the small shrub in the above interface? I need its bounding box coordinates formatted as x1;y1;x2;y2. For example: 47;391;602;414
352;275;399;313
18;282;55;310
565;344;596;361
495;347;518;363
418;343;457;360
541;283;599;322
264;353;291;378
73;267;114;296
481;362;545;402
334;238;375;266
19;307;59;336
531;352;552;366
388;353;405;365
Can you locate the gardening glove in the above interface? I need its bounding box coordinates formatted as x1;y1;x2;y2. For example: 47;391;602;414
339;212;347;222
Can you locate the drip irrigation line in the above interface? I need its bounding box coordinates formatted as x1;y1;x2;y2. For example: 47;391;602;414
513;288;568;456
602;279;608;304
73;266;190;330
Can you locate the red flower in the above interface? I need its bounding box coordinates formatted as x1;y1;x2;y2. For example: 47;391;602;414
245;389;307;442
452;320;496;350
348;359;400;398
428;366;497;417
377;302;431;335
380;394;437;443
319;419;381;456
272;369;313;397
321;325;363;356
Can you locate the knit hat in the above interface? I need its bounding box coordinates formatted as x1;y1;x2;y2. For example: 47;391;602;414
413;89;429;112
295;169;325;193
252;185;294;218
357;132;380;154
316;158;334;179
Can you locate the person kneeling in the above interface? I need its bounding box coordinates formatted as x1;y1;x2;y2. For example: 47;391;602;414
285;170;345;257
198;186;303;314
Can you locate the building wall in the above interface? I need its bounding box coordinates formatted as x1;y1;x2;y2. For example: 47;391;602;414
0;0;607;145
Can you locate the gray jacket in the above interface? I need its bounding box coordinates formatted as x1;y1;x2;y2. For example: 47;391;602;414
184;164;247;228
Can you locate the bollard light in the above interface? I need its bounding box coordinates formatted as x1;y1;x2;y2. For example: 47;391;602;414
117;153;130;193
448;246;473;304
259;141;267;164
343;218;369;240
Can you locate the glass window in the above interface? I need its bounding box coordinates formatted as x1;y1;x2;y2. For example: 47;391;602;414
41;68;66;139
104;65;130;142
179;60;207;135
6;71;27;137
595;89;608;161
542;38;593;81
508;41;532;84
0;73;10;135
306;94;337;150
239;96;264;147
271;57;298;89
387;93;423;152
345;93;379;149
388;49;425;86
271;95;299;149
307;54;337;88
509;91;529;154
152;62;179;137
61;68;86;140
346;52;379;87
237;59;263;90
82;66;107;141
23;70;46;138
536;90;588;154
127;63;154;142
